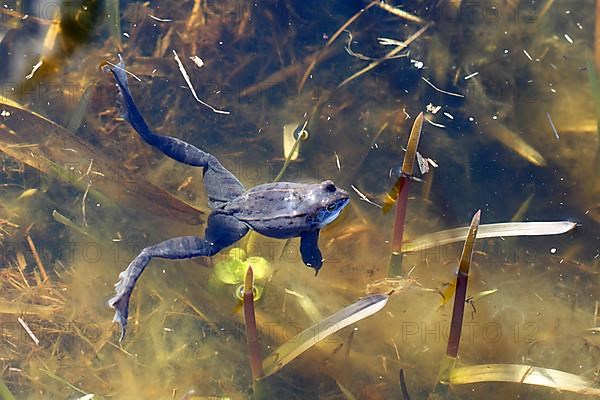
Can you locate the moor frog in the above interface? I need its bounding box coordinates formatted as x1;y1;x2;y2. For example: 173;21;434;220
106;59;350;340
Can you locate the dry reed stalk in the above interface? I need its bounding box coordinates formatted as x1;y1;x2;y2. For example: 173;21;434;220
25;233;49;285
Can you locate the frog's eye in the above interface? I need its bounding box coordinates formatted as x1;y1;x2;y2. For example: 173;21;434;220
326;203;337;212
322;181;336;192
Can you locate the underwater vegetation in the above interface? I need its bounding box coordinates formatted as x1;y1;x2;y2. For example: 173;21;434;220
0;0;598;399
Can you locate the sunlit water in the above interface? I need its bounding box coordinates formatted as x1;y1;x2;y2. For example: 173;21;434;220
0;1;598;399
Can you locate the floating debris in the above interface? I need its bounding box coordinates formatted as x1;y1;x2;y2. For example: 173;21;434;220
17;188;38;200
365;276;420;295
189;55;204;68
373;2;424;24
101;60;142;81
421;77;465;98
546;112;560;140
425;117;445;128
297;2;377;93
172;50;230;114
147;13;173;22
24;60;42;80
426;103;442;114
17;317;40;345
564;33;574;44
350;185;382;208
338;24;431;88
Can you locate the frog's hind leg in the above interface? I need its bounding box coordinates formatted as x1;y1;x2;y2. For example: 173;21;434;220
108;58;244;208
109;213;248;341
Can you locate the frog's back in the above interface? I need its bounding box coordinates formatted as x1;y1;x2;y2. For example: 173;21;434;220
222;182;319;238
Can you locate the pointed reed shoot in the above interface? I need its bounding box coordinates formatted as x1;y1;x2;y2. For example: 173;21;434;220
429;210;480;399
399;369;411;400
387;112;424;277
243;266;263;381
447;210;480;358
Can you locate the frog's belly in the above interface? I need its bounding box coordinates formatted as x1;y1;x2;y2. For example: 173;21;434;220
243;218;313;239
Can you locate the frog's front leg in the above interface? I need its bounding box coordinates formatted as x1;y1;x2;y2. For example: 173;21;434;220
109;213;248;341
300;230;323;275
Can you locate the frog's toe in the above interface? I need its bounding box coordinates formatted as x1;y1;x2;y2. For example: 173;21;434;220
108;293;130;342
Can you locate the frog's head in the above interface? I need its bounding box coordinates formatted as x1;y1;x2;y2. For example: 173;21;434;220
312;180;349;228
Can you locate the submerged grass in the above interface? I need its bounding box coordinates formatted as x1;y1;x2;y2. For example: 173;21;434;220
450;364;600;396
0;379;16;400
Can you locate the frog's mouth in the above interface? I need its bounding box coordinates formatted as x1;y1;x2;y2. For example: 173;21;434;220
318;197;349;227
321;211;339;226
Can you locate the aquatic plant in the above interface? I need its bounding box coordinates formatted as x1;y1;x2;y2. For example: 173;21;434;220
386;111;424;276
261;294;389;378
428;210;480;399
242;266;269;399
0;0;598;398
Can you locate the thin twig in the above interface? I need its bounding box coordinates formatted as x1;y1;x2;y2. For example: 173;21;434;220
102;60;142;82
421;77;465;98
374;2;424;24
338;24;431;88
172;50;230;114
298;2;377;94
25;233;49;284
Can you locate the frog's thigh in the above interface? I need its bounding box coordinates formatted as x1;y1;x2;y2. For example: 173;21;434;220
205;213;249;251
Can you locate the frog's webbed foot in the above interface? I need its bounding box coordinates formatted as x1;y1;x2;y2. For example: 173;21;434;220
109;213;248;341
300;230;323;275
107;57;244;209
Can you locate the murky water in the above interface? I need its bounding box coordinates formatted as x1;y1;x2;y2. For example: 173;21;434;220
0;1;598;399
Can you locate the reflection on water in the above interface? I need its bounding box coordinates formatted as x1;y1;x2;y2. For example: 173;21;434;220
0;0;598;399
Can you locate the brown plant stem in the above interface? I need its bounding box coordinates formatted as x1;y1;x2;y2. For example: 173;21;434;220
25;232;49;284
399;369;411;400
447;210;480;358
243;266;263;380
428;210;481;400
388;178;411;276
387;112;424;277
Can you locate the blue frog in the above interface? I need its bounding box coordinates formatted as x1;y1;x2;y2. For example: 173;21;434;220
106;59;350;340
